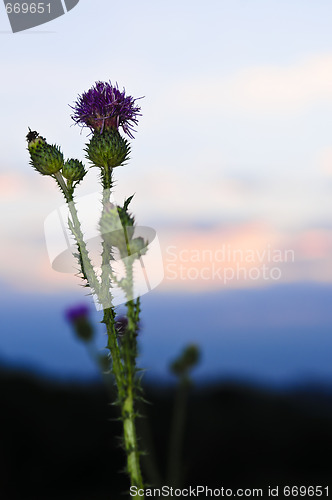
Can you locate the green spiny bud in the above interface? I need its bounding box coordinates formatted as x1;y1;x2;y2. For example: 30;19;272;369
85;129;130;169
62;159;86;181
26;130;64;175
128;237;148;256
181;345;200;368
170;344;201;377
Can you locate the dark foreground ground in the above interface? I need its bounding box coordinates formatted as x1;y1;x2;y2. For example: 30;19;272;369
0;369;331;499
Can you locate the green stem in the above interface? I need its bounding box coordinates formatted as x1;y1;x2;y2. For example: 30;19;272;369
122;299;144;492
99;170;123;390
122;378;144;491
54;171;101;297
167;377;189;487
100;168;144;494
68;200;101;295
104;310;144;491
100;201;113;307
55;162;145;493
103;307;125;400
88;312;159;491
54;170;70;199
136;402;164;488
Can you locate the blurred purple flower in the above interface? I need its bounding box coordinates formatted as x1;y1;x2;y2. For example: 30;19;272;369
65;304;89;323
71;81;142;137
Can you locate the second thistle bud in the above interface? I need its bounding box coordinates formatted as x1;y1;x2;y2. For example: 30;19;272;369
65;305;94;342
27;130;64;175
170;344;201;378
85;129;130;169
62;159;86;182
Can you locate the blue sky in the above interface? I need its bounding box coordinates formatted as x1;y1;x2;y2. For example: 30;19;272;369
1;284;332;386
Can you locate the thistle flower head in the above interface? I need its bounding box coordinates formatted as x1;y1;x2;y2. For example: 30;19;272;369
71;81;142;138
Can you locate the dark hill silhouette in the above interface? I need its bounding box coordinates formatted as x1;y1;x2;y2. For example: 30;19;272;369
0;369;331;499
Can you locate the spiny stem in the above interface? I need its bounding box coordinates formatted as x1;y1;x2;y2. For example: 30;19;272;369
54;171;101;296
67;199;101;295
100;171;125;397
123;387;144;491
103;307;125;399
100;186;113;308
123;295;144;492
100;168;145;494
136;401;164;488
54;171;70;199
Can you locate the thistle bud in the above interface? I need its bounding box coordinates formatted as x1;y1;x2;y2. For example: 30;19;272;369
62;159;86;181
26;130;64;175
170;344;201;377
128;237;147;256
85;129;130;169
65;304;94;342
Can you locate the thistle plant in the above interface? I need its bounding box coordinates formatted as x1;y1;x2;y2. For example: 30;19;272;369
27;81;146;495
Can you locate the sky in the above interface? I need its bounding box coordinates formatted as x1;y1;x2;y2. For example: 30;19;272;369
1;1;332;383
1;1;332;293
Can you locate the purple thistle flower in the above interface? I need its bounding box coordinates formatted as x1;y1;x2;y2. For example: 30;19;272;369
71;81;142;138
65;304;89;323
